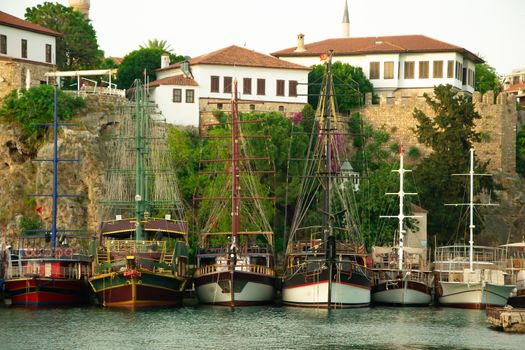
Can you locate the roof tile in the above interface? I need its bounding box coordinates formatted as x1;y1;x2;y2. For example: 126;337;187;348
0;11;61;37
146;75;198;88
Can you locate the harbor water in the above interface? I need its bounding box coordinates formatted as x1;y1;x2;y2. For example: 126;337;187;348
0;303;523;349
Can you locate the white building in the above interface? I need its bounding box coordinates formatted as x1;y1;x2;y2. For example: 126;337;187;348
0;11;60;98
272;34;482;96
503;68;525;105
148;45;310;127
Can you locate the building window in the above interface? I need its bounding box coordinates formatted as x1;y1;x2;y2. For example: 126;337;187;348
384;61;394;79
1;35;7;54
467;68;474;87
433;61;443;78
276;79;285;96
224;76;232;93
243;78;252;95
369;62;380;79
186;89;194;103
257;78;265;95
217;103;223;110
462;67;467;85
278;106;284;112
45;44;52;63
455;62;463;81
172;88;182;103
289;80;298;97
21;39;27;59
210;76;219;92
447;60;454;78
249;104;255;111
513;76;520;85
419;61;429;79
404;61;414;79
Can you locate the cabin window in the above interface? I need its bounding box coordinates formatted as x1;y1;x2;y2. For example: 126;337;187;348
243;77;252;95
45;44;52;63
404;61;414;79
419;61;429;79
172;88;182;103
1;35;7;54
369;61;380;79
224;76;232;93
21;39;27;58
289;80;298;97
186;89;194;103
257;78;265;95
447;60;454;78
276;79;285;96
433;61;443;78
384;61;394;79
210;75;219;92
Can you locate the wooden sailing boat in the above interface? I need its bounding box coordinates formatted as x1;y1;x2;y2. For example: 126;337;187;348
4;87;91;306
89;80;189;308
281;51;371;308
371;146;432;306
193;80;276;306
501;240;525;308
433;148;515;308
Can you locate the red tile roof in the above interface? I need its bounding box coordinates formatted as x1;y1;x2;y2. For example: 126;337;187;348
0;11;61;37
146;75;198;88
505;83;525;93
157;45;310;72
271;35;483;63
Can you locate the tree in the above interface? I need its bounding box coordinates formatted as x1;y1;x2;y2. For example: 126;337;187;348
116;48;186;89
308;62;374;111
475;63;501;94
25;2;103;70
140;39;172;52
412;84;491;243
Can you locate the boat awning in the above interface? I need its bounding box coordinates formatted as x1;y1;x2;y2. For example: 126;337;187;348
501;242;525;248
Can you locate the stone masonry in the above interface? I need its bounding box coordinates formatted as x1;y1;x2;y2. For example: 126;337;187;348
357;90;517;173
0;57;55;100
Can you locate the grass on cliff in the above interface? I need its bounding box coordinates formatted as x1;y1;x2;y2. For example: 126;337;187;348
0;85;85;151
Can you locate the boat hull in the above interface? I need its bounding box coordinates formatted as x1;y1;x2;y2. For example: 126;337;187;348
89;270;186;308
438;281;515;309
372;279;431;306
194;270;275;306
4;277;90;306
282;268;371;308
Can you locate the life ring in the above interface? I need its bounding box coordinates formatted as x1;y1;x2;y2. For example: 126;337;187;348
64;247;74;257
25;248;34;257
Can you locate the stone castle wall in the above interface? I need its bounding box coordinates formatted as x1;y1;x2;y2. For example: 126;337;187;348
0;58;55;100
356;90;518;173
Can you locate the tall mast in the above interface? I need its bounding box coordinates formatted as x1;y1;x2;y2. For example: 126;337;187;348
468;148;474;272
51;86;59;250
231;80;240;242
134;81;145;241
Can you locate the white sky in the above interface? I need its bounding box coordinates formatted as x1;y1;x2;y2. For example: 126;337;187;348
2;0;524;75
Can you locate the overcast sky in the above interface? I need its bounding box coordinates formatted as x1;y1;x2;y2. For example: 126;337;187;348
3;0;524;75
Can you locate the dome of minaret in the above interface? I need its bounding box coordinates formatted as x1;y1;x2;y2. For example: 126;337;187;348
69;0;90;19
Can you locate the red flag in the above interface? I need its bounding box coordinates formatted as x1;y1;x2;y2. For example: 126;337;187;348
320;53;328;61
36;207;43;216
400;144;403;155
210;215;215;228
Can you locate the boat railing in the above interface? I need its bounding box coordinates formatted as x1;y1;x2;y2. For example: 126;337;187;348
287;240;365;255
372;268;432;284
194;263;275;277
198;245;271;256
6;264;85;279
435;245;506;265
107;240;167;255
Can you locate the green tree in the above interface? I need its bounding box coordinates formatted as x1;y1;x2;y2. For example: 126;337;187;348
25;2;103;70
308;62;374;111
475;63;501;94
0;85;84;149
516;125;525;177
116;48;186;89
140;39;172;52
412;84;491;243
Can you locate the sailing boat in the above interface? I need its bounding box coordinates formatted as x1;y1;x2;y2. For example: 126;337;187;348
371;146;432;306
281;51;371;308
4;86;91;306
193;80;277;306
433;148;515;308
89;80;189;308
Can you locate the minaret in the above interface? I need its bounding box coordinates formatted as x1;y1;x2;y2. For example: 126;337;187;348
342;0;350;38
69;0;90;20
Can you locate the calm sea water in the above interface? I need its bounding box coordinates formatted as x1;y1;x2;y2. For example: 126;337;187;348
0;302;523;350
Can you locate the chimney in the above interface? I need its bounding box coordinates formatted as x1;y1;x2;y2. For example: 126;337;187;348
294;34;306;53
160;53;170;69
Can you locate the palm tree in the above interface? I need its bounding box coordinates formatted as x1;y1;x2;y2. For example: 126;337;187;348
139;39;172;53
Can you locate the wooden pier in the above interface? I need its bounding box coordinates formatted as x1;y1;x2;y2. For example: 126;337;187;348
487;306;525;333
